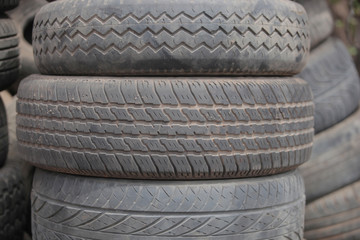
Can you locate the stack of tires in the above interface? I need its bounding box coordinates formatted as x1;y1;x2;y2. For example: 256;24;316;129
296;0;360;239
0;1;28;240
16;0;315;239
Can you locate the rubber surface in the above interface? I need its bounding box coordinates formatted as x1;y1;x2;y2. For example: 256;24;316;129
0;0;19;11
7;96;35;235
296;0;333;48
0;96;7;168
300;108;360;203
0;151;27;240
31;169;305;240
0;15;19;91
297;38;360;133
8;0;45;93
33;0;310;76
305;181;360;240
17;75;314;179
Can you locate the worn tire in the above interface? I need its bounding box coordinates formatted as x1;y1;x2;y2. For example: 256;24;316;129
297;38;360;133
305;181;360;240
32;169;305;240
300;108;360;203
17;75;314;179
296;0;333;49
0;0;19;11
0;96;7;168
0;15;19;91
33;0;310;76
0;153;27;240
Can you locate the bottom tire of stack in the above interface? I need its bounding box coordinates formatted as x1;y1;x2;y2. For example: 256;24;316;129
296;37;360;133
300;107;360;203
0;154;26;240
305;181;360;240
16;75;314;179
31;169;305;240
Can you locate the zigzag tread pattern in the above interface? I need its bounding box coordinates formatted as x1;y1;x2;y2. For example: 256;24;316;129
33;13;310;56
33;0;310;75
16;76;314;179
295;0;333;48
31;169;305;239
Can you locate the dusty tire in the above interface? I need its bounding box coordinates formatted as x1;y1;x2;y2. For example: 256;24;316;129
305;181;360;240
0;15;19;91
300;108;360;203
296;0;333;49
0;154;27;240
0;96;7;168
31;169;305;240
17;75;314;179
297;38;360;133
33;0;310;76
0;0;19;11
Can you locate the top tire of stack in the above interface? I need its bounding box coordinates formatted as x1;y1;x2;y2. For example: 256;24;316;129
32;0;310;76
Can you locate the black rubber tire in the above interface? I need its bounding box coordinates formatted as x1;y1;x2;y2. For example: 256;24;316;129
300;108;360;203
297;38;360;133
295;0;333;49
31;169;305;240
0;152;27;240
33;0;310;76
0;15;19;91
305;181;360;240
16;75;314;179
0;0;19;11
7;96;35;236
7;0;46;94
0;96;7;168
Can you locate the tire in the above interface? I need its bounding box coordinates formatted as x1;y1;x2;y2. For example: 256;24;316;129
7;0;46;94
33;0;310;76
0;15;19;91
297;38;360;133
0;152;27;240
300;108;360;203
0;96;7;168
295;0;333;49
0;0;19;11
16;75;314;179
7;96;34;235
31;169;305;240
305;181;360;240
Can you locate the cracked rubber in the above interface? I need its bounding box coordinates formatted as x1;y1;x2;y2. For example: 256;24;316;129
305;181;360;240
16;75;314;179
300;108;360;203
0;0;19;11
0;15;19;91
33;0;310;76
0;96;7;168
31;169;305;240
297;38;360;133
295;0;333;49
